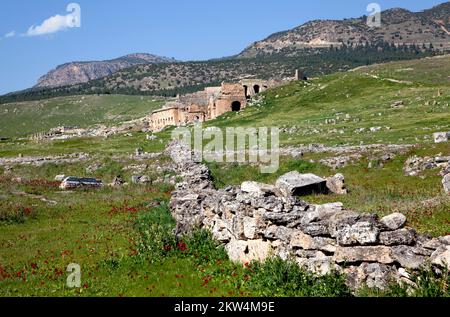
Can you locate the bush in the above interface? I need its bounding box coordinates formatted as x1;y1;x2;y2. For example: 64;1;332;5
134;202;176;261
246;257;352;297
177;230;229;264
0;204;36;224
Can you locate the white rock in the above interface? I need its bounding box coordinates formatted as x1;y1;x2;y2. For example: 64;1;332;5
443;174;450;194
431;246;450;269
241;181;276;197
433;132;449;143
380;213;407;230
275;171;327;197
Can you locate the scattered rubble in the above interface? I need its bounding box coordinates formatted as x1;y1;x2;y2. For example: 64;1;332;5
0;153;90;168
403;155;450;177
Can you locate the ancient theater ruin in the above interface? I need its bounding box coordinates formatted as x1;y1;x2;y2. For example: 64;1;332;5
148;72;304;132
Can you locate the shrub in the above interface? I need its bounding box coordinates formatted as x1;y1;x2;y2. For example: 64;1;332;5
246;257;352;297
134;202;176;261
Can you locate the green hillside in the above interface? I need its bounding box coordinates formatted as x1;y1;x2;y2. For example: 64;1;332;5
0;95;165;138
206;55;450;147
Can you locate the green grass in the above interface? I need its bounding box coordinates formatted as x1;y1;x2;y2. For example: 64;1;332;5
0;94;165;138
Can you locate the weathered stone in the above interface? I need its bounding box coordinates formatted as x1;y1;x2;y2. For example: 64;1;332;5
296;250;326;258
211;218;233;242
379;228;416;246
297;256;338;276
301;202;343;225
291;231;337;253
336;221;379;246
226;239;272;263
391;245;426;269
131;175;142;184
430;246;450;269
138;175;151;184
380;213;407;230
443;174;450;194
300;222;330;237
328;210;361;237
433;132;449;143
334;246;394;264
439;235;450;245
231;216;245;240
422;238;443;250
241;181;276;197
345;263;398;290
263;211;304;225
263;225;292;241
326;173;348;195
243;216;259;239
275;171;327;197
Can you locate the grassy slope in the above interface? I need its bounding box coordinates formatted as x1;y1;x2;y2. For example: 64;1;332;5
206;56;450;147
0;95;164;138
204;55;450;236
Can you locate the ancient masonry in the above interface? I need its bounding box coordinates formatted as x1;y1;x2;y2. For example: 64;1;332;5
166;140;450;290
148;73;304;131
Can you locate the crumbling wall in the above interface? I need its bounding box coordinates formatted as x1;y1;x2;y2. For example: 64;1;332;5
166;140;450;290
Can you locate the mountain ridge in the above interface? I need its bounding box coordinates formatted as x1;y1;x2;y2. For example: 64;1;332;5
35;53;177;88
238;3;450;58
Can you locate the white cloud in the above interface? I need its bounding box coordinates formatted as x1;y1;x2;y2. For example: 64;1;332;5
4;30;15;38
26;14;71;37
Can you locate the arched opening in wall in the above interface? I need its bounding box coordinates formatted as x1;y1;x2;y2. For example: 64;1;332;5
194;115;200;121
243;85;250;99
231;101;241;112
253;85;260;94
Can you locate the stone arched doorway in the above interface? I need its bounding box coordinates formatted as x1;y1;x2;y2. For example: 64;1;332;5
253;85;260;94
231;101;241;112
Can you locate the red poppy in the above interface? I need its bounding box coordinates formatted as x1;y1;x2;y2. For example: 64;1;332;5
177;241;187;252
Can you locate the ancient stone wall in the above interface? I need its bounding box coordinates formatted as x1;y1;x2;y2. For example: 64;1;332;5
167;140;450;290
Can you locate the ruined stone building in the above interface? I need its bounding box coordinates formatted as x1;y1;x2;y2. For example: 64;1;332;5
148;79;285;131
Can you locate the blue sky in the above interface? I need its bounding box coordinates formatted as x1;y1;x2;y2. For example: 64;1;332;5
0;0;447;95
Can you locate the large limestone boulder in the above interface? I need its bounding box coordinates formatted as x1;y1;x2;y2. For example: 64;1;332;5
334;246;394;264
225;239;272;263
326;173;348;195
275;171;327;197
443;174;450;194
379;228;416;246
380;213;407;230
430;246;450;269
241;181;276;197
291;231;337;253
391;245;426;270
336;221;380;246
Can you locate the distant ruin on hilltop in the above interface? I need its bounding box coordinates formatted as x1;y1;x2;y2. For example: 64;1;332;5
148;70;306;131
